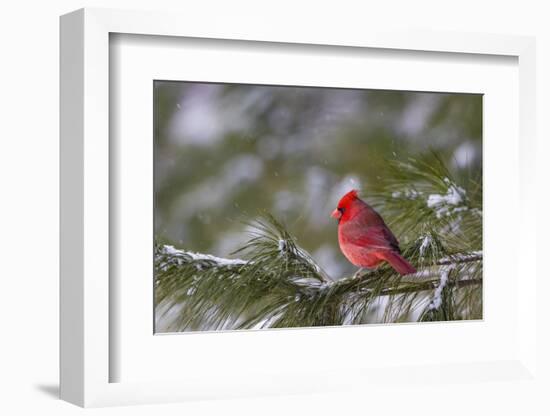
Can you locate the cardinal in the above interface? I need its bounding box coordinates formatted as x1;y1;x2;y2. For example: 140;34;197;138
331;189;416;276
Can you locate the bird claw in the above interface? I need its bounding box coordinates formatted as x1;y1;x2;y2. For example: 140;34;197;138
352;267;380;281
353;268;366;279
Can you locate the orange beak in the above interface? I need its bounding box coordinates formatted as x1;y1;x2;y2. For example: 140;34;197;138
331;208;341;219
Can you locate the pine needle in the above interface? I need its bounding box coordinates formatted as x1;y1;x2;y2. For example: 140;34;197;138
155;154;482;331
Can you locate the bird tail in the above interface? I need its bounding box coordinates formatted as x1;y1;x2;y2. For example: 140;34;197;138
380;251;416;275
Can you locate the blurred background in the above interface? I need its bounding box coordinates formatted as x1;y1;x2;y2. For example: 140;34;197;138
154;81;482;279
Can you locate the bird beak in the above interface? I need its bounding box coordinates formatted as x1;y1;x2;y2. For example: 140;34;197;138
331;209;341;219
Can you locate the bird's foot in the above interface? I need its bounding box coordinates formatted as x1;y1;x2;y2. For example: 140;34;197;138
353;268;367;279
352;267;379;281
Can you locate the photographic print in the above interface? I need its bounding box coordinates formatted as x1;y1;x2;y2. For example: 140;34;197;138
154;81;482;332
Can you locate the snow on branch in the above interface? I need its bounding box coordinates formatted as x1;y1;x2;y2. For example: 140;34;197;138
156;243;483;296
161;244;248;267
155;155;483;330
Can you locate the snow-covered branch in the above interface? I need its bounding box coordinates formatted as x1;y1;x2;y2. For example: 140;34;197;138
161;244;248;267
157;244;482;292
155;155;483;330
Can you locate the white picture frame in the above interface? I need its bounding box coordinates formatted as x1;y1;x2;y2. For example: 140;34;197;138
60;8;538;408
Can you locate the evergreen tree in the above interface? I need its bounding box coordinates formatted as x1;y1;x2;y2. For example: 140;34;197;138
155;154;482;332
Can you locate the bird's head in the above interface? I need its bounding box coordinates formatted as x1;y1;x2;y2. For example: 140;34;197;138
331;189;362;222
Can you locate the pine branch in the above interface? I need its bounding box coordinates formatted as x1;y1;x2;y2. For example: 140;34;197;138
155;240;482;331
155;154;483;331
379;277;481;297
157;245;482;286
349;251;483;282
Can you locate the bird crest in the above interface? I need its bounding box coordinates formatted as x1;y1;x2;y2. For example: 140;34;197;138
337;189;359;208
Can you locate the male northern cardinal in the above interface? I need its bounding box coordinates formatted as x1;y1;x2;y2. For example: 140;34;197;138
331;189;416;276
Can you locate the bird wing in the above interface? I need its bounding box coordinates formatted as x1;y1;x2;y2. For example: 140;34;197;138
342;224;401;253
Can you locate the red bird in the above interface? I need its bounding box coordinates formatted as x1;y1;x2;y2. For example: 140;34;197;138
331;189;416;276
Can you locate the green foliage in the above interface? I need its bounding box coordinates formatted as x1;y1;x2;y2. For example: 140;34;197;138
155;155;483;332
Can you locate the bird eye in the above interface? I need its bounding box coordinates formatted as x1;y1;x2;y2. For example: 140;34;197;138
338;207;345;213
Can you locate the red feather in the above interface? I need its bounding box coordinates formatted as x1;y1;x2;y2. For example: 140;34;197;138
332;189;416;276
